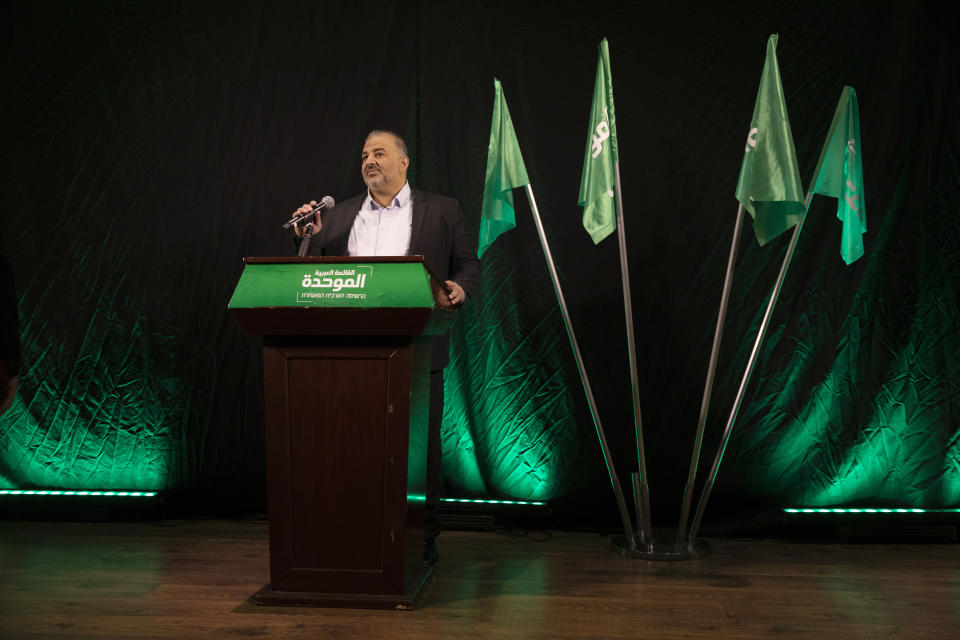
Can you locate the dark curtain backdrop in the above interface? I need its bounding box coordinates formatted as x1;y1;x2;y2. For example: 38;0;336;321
1;0;957;529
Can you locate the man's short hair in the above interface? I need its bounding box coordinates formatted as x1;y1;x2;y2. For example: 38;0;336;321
366;130;408;158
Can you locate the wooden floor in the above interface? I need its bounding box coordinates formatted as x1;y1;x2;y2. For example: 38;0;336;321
0;519;957;639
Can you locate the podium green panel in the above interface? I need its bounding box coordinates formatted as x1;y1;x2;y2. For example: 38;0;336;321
228;258;436;309
229;257;455;337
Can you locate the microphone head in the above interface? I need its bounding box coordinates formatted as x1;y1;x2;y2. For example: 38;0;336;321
321;195;336;209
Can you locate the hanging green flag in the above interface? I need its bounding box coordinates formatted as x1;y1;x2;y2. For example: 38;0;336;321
478;79;530;258
735;34;805;246
578;38;618;244
810;86;866;264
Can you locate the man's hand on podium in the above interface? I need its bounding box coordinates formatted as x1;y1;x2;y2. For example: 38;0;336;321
292;201;323;238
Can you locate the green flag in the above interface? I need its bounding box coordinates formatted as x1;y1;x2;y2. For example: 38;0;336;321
478;79;530;258
810;86;866;264
578;38;618;244
735;34;805;246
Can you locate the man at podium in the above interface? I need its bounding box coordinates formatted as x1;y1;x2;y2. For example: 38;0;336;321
292;130;479;565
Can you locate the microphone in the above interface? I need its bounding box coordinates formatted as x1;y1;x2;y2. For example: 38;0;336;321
283;195;336;229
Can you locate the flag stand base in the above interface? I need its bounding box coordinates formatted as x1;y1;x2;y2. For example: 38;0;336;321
610;535;710;561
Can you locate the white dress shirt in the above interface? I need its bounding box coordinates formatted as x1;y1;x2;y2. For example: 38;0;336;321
346;182;413;256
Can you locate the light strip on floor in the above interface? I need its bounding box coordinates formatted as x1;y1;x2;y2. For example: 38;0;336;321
441;498;547;506
784;507;960;514
0;490;157;497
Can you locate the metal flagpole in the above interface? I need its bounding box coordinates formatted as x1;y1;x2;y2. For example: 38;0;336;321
631;472;643;544
613;161;653;550
686;192;814;543
524;183;637;546
675;204;746;550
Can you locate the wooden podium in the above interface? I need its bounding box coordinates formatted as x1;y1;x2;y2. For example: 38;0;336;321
228;256;455;609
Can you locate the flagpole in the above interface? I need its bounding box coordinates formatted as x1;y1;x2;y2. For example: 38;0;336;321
613;161;653;549
524;183;637;546
675;203;746;550
686;191;814;543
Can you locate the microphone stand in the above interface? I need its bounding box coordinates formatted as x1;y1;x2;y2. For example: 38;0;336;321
297;223;314;257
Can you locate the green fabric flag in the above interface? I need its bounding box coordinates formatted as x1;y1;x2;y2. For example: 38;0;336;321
578;38;618;244
478;78;530;258
810;86;867;264
735;34;805;246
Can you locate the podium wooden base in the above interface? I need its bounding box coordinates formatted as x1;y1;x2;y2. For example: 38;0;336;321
254;565;433;610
